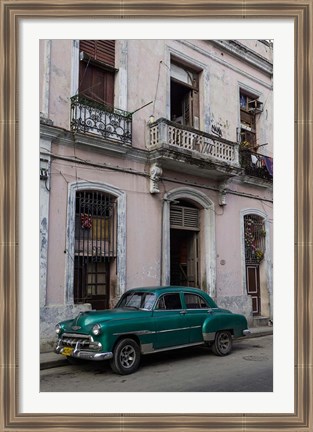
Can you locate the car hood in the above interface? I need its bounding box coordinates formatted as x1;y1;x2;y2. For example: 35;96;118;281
65;308;151;329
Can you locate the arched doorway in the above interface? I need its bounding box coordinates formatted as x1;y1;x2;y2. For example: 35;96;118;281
170;200;200;287
66;181;126;308
73;190;117;310
162;187;216;297
243;213;266;316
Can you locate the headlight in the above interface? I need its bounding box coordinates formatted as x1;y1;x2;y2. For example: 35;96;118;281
92;324;101;336
55;324;62;335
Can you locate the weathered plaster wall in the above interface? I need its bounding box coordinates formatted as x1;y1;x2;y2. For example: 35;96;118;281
49;40;73;129
39;39;273;349
238;40;273;61
40;136;51;308
40;39;273;155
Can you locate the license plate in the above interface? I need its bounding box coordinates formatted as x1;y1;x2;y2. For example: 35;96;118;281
62;347;74;357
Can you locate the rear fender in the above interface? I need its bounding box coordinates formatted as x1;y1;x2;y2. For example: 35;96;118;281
202;313;248;342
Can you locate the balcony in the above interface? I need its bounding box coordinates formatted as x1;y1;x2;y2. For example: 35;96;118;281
147;118;241;179
240;149;273;182
70;95;132;145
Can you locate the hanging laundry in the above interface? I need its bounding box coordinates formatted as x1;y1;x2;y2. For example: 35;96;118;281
264;156;273;176
251;154;258;165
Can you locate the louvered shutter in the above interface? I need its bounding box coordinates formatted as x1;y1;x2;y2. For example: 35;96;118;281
80;40;115;67
184;207;199;229
170;206;199;230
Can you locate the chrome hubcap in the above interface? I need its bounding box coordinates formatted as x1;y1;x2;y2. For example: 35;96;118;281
120;345;136;368
218;333;230;353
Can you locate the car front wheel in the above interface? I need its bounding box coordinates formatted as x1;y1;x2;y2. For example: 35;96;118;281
110;338;141;375
212;330;232;356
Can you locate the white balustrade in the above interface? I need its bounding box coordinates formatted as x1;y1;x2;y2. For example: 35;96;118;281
148;119;239;166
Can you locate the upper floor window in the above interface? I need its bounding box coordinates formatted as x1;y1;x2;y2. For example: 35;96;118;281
170;60;200;129
79;40;116;106
244;214;266;264
239;91;263;150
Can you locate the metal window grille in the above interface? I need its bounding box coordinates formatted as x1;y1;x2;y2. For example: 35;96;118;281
74;191;117;305
244;215;266;264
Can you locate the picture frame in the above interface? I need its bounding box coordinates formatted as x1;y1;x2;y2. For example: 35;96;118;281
0;0;312;430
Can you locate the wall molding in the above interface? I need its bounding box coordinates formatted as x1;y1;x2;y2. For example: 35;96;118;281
65;181;127;305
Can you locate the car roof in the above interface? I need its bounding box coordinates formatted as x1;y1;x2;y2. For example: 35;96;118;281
123;286;218;307
126;286;208;295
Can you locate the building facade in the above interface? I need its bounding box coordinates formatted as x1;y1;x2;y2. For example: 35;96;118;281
40;39;273;350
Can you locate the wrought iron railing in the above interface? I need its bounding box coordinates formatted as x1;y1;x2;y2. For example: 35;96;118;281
71;95;132;145
244;214;266;264
240;149;273;181
148;118;240;167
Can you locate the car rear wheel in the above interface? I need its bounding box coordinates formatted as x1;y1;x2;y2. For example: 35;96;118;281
110;338;141;375
212;330;232;356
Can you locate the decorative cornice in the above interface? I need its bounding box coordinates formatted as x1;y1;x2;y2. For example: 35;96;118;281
211;40;273;76
40;123;148;163
178;40;273;90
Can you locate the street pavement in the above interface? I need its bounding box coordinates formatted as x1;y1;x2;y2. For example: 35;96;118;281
40;329;273;392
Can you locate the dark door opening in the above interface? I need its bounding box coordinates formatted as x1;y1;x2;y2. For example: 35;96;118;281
170;61;199;128
171;80;192;126
170;230;199;287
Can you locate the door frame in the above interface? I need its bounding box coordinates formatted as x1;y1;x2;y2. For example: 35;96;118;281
162;187;216;297
66;181;126;305
246;264;261;315
170;229;199;287
240;208;273;318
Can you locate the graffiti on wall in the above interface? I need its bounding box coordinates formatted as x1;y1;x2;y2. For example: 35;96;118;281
211;124;223;137
210;114;230;139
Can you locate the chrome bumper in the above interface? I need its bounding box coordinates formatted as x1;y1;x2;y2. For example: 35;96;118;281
55;341;113;361
243;329;251;336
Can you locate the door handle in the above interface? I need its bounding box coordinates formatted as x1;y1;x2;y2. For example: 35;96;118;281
180;310;187;315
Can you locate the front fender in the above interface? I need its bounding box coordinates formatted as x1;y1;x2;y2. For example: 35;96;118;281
202;312;248;340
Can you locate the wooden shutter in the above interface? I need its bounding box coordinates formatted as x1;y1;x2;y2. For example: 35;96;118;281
80;40;115;67
192;89;199;129
246;265;260;315
79;40;115;105
182;92;191;126
170;205;199;230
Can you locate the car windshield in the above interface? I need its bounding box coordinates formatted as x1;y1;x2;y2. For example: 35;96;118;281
116;292;156;310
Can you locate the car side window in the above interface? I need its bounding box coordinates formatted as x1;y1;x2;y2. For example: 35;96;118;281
184;293;209;309
156;293;182;310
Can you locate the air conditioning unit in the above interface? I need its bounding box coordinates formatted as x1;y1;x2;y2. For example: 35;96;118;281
248;100;264;114
79;51;88;62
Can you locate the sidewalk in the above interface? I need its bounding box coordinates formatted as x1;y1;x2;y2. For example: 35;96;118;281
40;326;273;370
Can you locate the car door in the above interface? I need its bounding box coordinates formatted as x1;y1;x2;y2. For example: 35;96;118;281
183;292;211;343
153;292;189;349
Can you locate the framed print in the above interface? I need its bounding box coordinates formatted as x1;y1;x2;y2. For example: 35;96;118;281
0;0;312;431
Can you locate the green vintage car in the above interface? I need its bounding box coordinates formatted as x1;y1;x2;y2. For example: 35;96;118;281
55;286;250;375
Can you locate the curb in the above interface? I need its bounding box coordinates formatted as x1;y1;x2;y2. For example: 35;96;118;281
237;329;273;341
40;358;68;371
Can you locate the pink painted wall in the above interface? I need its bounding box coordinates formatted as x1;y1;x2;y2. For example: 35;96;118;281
41;38;273;305
40;39;273;155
